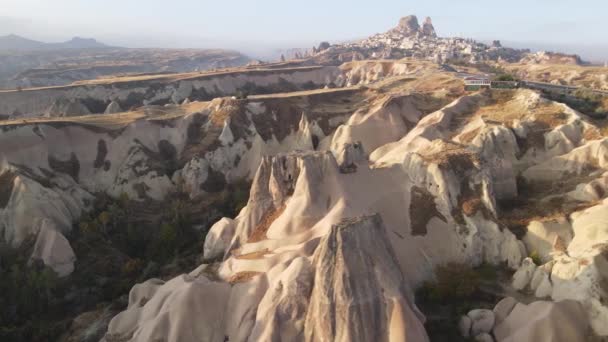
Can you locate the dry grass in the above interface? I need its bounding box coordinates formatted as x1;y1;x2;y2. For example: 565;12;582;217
0;101;211;131
409;186;446;236
247;205;286;243
228;271;262;284
498;173;602;238
457;127;482;143
503;63;608;90
234;249;271;260
73;66;325;86
420;142;479;173
0;111;145;130
248;85;361;100
474;90;567;128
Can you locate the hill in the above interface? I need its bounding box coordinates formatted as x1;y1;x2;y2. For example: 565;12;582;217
0;34;109;51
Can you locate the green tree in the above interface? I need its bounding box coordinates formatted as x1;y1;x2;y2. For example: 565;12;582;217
157;222;177;260
495;73;516;81
98;211;110;233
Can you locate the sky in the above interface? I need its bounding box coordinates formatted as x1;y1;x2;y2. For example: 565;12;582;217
1;0;607;60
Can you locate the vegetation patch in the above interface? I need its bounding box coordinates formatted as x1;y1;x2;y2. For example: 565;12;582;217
457;127;482;144
416;262;509;342
200;167;227;193
409;186;446;236
48;152;80;182
543;88;608;118
93;139;108;169
0;177;251;341
228;271;262;285
0;170;17;208
421;144;479;174
80;97;108;114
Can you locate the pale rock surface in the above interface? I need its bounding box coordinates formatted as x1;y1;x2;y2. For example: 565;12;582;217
493;300;590;342
493;297;518;326
0;66;342;118
330;94;422;153
179;156;209;199
30;219;76;277
475;333;494;342
546;200;608;336
127;278;166;308
0;170;92;245
103;275;232;342
304;214;429;342
248;257;313;341
458;315;472;338
524;218;573;263
396;15;421;36
420;17;437;37
104;101;123;114
467;309;495;336
336;141;365;173
534;273;553;298
512;257;537;290
45;98;91;117
104;150;440;342
203;218;235;261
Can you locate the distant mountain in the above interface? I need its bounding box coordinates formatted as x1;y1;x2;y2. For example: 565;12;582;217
58;37;109;49
0;34;110;51
0;34;46;50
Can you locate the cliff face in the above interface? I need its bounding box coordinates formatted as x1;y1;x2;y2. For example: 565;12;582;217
0;47;251;90
0;66;341;118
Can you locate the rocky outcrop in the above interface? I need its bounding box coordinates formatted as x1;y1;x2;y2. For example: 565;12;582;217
45;98;91;117
5;51;608;341
396;15;421;36
494;300;590;342
0;66;342;119
304;215;428;342
460;299;591;342
0;48;250;90
104;101;123;114
520;51;584;65
0;87;368;274
421;17;437;37
103;275;232;342
30;219;76;277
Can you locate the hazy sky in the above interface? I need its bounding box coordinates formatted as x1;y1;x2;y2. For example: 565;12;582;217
2;0;607;60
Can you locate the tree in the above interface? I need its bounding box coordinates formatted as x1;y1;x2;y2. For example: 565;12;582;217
495;73;516;82
98;211;110;233
158;223;177;259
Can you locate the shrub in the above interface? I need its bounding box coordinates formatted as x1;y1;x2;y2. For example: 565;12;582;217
98;211;111;232
529;251;542;265
118;192;130;207
419;263;481;302
122;258;144;276
495;74;517;81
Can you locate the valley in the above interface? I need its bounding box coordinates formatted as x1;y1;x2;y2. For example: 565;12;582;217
1;13;608;342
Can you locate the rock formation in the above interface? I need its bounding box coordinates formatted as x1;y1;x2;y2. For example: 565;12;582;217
2;38;608;341
396;15;421;36
104;100;123;114
421;17;437;37
304;215;429;342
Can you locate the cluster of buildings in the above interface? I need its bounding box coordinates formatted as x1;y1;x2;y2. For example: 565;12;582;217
310;15;528;65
